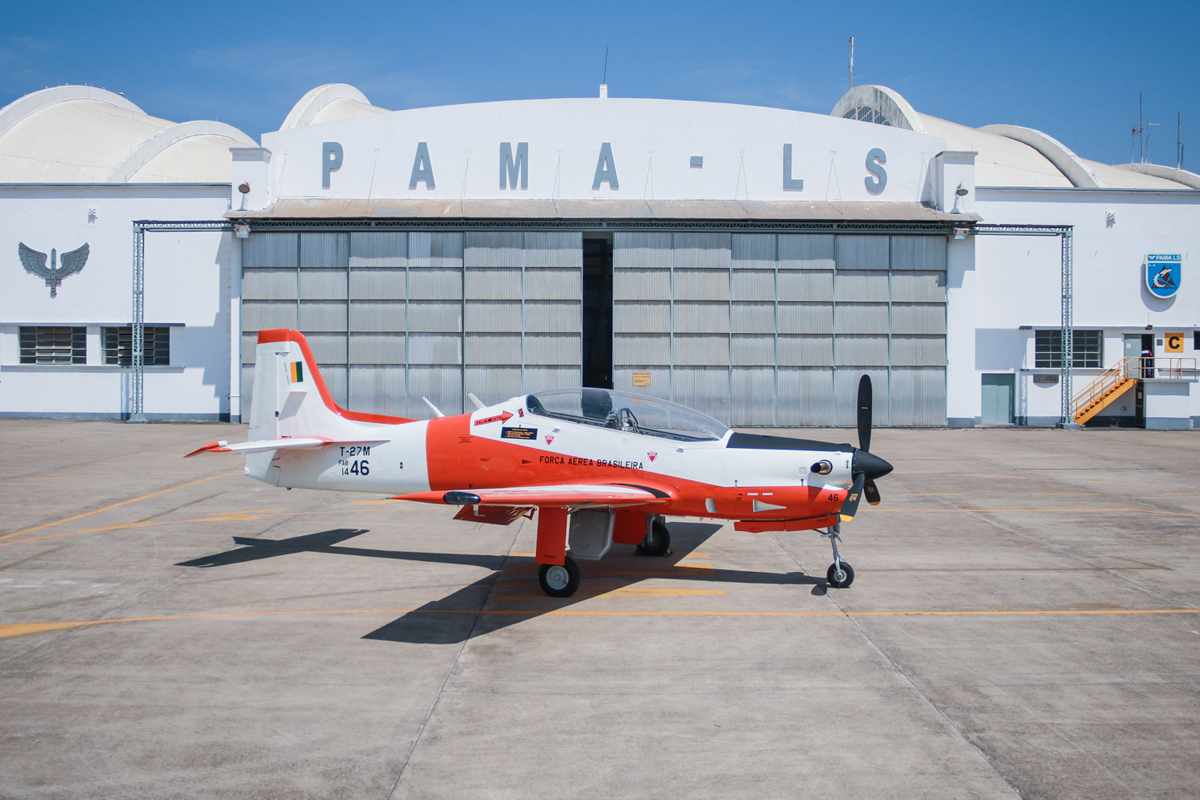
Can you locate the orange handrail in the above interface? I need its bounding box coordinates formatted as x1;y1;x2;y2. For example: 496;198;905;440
1071;359;1126;415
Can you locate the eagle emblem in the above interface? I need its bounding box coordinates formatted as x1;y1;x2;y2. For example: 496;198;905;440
18;242;89;298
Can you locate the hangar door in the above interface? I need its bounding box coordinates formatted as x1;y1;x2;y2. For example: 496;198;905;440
241;230;581;419
611;232;947;426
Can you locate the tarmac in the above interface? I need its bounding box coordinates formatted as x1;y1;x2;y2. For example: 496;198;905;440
0;420;1197;799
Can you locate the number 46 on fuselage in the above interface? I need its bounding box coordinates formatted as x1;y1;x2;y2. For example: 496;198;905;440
187;329;892;597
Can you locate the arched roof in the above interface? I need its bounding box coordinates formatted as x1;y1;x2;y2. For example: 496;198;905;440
0;85;254;183
280;83;386;131
832;84;1194;190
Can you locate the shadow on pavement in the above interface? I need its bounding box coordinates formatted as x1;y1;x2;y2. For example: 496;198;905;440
177;522;823;644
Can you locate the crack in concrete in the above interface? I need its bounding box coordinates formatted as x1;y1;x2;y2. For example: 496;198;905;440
384;520;525;800
768;534;1025;799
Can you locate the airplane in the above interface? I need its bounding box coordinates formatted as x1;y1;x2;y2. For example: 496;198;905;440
187;328;893;598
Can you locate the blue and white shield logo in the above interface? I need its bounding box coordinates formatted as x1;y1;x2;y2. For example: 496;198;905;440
1145;253;1181;299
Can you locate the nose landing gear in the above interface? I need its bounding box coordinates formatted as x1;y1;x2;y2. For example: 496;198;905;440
821;523;855;588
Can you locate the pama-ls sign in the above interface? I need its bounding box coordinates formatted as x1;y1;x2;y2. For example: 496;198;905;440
1145;253;1181;299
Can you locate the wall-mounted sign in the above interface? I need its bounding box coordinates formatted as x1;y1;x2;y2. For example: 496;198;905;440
18;242;89;298
1145;253;1181;299
1164;332;1185;353
632;372;652;388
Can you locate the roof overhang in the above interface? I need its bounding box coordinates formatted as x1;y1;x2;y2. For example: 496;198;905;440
227;198;980;224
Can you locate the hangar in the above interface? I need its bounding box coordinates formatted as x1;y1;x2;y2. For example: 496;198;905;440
1;82;1197;427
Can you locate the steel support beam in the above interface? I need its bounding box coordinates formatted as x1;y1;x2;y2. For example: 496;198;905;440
973;224;1075;427
127;220;232;423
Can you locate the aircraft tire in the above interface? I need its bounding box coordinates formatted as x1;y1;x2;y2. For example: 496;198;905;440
826;561;855;588
538;556;580;598
637;517;671;557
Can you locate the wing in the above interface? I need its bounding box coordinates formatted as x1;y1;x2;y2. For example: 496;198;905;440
393;484;669;509
58;243;89;276
17;243;48;278
185;436;386;457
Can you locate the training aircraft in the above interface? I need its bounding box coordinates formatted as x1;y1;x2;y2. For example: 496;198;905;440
187;329;893;597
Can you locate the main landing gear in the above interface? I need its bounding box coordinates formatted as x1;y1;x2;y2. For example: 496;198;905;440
636;516;671;557
821;522;855;589
538;556;580;598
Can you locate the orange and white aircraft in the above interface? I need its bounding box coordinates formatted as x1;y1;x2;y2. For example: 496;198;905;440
187;329;892;597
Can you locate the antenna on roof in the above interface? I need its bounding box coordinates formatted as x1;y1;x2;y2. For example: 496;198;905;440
848;35;855;89
1178;112;1185;170
1132;92;1142;164
599;45;609;99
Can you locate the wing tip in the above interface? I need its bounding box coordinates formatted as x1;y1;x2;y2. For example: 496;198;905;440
184;440;230;457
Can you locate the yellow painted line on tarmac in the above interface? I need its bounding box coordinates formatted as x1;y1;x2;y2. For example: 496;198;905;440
598;587;726;598
0;471;238;545
4;606;1197;640
24;509;282;543
877;506;1197;516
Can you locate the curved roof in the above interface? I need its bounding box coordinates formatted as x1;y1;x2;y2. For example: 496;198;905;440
0;85;254;183
280;83;386;131
833;84;1194;190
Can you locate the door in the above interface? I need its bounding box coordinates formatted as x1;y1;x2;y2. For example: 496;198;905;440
582;235;613;389
981;374;1014;425
1121;335;1146;426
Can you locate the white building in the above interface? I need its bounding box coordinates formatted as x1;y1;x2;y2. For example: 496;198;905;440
1;82;1197;428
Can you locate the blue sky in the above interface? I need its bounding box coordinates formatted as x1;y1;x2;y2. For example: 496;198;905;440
1;0;1196;167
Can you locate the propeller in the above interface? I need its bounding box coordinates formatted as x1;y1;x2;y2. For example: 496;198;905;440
856;374;872;453
841;375;892;521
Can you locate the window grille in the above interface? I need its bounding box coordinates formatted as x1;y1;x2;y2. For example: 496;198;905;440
102;326;170;367
18;326;86;365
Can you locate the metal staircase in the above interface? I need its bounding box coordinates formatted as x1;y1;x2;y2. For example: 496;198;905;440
1072;359;1137;425
1071;356;1197;425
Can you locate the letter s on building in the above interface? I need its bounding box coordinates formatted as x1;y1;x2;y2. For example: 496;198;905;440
864;148;887;195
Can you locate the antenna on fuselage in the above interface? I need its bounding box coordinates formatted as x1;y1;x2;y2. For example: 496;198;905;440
422;397;445;418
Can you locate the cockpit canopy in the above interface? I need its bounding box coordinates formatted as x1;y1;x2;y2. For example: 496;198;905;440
525;388;730;442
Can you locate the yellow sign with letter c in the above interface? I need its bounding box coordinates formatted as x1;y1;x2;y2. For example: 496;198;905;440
1164;332;1184;353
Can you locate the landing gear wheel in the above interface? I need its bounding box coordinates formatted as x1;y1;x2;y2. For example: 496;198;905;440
826;561;855;589
538;556;581;598
637;517;671;557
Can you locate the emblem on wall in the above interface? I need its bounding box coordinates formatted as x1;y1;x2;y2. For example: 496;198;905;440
1144;253;1181;300
18;242;89;298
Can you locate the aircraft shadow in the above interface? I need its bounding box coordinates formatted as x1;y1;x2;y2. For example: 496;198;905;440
177;523;823;645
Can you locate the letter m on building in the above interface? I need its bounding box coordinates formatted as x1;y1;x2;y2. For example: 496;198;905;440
500;142;528;190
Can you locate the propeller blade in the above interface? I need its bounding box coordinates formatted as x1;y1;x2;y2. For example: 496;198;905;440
863;478;881;506
856;374;872;453
840;473;866;522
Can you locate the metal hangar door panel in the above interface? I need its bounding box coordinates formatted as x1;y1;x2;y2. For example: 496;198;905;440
886;235;947;426
396;232;464;417
240;232;301;421
612;232;733;421
464;231;582;405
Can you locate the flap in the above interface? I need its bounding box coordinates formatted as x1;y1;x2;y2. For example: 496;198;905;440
394;484;669;509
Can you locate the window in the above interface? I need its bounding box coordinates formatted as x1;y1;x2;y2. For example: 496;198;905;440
526;388;729;442
1035;329;1102;368
102;326;170;366
19;326;86;365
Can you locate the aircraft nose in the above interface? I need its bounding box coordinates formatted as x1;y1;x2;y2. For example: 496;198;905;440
853;450;893;480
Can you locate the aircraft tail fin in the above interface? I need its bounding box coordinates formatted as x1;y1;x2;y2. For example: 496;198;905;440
249;329;414;442
237;330;413;478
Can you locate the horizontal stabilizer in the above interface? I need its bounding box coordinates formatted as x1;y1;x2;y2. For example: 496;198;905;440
393;483;669;509
185;436;385;458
